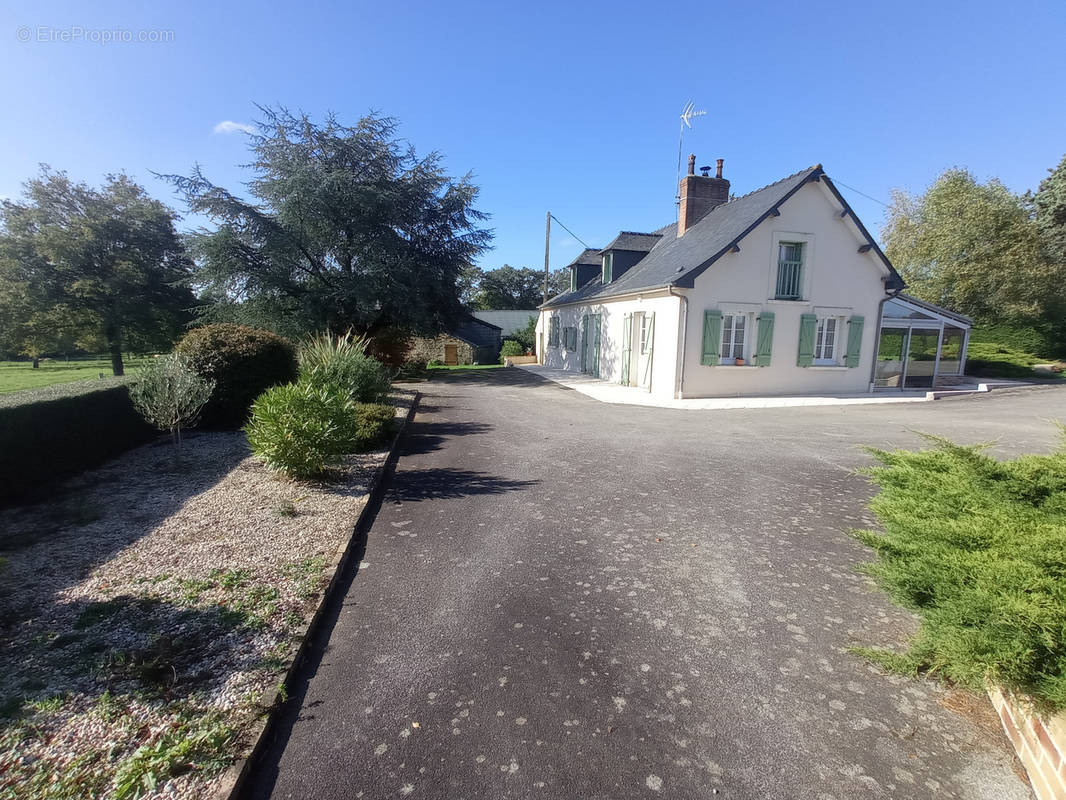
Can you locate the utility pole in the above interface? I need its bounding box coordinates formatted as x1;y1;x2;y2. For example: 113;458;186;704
543;210;551;304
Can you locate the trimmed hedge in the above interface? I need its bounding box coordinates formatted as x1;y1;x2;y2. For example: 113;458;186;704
0;380;156;507
175;324;299;429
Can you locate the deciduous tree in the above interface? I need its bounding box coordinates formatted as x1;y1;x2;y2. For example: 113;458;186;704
0;169;195;374
468;265;568;309
882;169;1060;324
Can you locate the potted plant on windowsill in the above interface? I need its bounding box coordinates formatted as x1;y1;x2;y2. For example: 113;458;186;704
735;356;745;366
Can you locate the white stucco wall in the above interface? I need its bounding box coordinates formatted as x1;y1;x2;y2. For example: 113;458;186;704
678;180;889;398
538;293;681;398
537;179;892;399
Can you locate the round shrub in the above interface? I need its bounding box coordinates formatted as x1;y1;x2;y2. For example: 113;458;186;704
245;379;359;479
352;402;395;450
299;332;393;403
500;340;525;362
175;324;298;428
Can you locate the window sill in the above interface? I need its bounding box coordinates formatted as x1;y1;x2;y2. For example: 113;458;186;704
713;364;761;369
808;365;847;371
767;299;809;305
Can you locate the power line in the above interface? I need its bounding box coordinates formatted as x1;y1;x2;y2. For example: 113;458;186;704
832;178;890;208
549;214;591;250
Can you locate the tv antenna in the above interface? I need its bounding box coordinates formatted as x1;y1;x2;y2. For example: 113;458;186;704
676;101;707;204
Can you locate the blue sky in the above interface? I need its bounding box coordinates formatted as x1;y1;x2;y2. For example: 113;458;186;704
1;0;1064;271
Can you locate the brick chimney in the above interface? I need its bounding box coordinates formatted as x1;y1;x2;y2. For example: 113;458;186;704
678;156;729;236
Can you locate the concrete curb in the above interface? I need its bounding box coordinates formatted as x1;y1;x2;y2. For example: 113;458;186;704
213;390;421;800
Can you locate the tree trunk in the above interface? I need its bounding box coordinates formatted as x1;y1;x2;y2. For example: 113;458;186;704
31;357;39;369
106;324;124;376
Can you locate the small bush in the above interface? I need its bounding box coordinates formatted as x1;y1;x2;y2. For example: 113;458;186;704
499;340;525;362
352;402;395;449
428;359;443;367
853;430;1066;711
129;355;214;451
395;359;428;381
298;332;392;403
175;324;298;428
245;379;359;479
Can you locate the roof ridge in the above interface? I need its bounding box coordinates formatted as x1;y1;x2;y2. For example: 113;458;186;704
723;164;822;204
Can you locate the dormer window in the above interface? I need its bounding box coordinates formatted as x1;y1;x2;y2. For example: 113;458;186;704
570;267;577;292
602;252;613;284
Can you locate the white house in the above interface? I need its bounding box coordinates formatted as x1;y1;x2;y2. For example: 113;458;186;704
536;157;971;399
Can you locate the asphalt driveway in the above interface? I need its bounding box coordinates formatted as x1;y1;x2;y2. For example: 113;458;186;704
246;371;1066;800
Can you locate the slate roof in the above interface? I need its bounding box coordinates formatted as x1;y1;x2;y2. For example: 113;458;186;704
567;248;603;267
449;314;501;349
542;165;904;309
471;310;539;337
600;231;663;253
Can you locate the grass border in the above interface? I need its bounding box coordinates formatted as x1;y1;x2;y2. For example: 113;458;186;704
211;390;420;800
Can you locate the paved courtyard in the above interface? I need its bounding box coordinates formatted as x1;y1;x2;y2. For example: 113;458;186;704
246;370;1065;799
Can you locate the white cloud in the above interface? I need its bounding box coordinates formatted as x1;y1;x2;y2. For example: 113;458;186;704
212;120;255;135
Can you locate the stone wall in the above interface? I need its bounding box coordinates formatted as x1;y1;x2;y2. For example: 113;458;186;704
989;686;1066;799
407;335;497;365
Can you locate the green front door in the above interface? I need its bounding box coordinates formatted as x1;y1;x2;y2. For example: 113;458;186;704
580;315;590;373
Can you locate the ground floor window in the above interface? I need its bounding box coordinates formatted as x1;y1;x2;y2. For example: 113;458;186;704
720;313;747;363
563;326;577;351
814;317;838;364
548;316;560;347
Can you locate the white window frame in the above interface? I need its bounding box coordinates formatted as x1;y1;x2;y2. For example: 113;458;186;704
602;252;613;284
767;231;814;302
719;312;754;364
813;316;841;365
639;314;650;354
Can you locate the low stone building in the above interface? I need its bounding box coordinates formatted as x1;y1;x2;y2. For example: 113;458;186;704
407;315;501;365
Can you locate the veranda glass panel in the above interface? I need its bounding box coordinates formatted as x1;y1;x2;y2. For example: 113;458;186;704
939;327;965;375
875;328;906;388
904;328;940;388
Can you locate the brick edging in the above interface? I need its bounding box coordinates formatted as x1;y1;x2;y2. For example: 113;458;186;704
989;686;1066;799
213;390;421;800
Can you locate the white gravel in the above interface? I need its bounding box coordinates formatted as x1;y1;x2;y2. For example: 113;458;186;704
0;392;413;800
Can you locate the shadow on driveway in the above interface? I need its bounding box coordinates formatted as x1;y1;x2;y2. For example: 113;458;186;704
386;467;538;502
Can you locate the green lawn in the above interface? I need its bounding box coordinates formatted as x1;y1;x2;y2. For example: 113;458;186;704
0;357;147;395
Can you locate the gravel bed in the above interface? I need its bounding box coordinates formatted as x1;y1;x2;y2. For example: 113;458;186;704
0;391;413;799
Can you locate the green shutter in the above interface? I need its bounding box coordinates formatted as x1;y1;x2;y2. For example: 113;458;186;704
701;310;722;365
642;312;655;388
845;315;865;368
584;317;592;371
797;313;817;367
621;313;632;385
755;312;775;366
592;314;602;377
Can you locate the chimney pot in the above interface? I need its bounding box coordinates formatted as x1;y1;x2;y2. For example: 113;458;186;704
716;158;724;179
678;155;730;237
